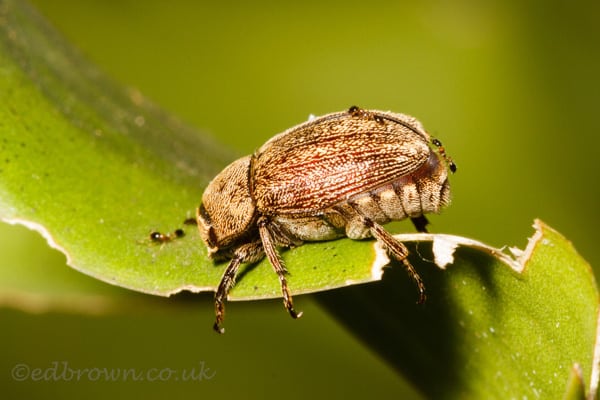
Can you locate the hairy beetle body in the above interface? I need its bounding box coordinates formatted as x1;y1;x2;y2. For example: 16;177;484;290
198;106;455;333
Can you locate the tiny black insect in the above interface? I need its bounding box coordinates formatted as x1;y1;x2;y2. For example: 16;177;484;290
149;229;185;244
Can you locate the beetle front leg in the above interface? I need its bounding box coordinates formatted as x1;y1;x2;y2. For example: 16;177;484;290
214;256;241;334
214;241;264;334
258;217;303;320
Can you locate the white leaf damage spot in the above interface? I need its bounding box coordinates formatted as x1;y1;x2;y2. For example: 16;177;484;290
370;220;548;281
164;284;215;297
372;240;391;280
431;235;460;268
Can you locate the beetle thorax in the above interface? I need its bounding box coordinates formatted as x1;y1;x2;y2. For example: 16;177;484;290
198;156;257;257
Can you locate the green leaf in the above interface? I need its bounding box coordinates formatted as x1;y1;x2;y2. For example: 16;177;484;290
0;0;506;304
316;220;600;399
0;0;407;301
0;0;231;296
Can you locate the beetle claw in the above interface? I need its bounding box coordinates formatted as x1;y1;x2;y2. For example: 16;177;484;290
213;321;225;334
416;289;427;305
213;301;226;334
285;303;303;319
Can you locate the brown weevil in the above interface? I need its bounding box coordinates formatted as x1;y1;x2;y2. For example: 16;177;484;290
198;106;456;333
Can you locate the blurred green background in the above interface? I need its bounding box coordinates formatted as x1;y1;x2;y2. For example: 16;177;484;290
2;0;599;398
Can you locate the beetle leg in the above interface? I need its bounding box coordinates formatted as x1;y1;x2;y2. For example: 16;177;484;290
214;256;241;334
410;215;429;233
335;203;427;303
214;241;264;334
365;218;427;304
258;217;303;320
267;218;303;248
183;217;197;226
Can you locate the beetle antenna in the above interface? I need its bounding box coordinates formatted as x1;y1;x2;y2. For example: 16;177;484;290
432;138;457;173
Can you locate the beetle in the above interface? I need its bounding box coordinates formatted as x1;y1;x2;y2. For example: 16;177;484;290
197;106;456;333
